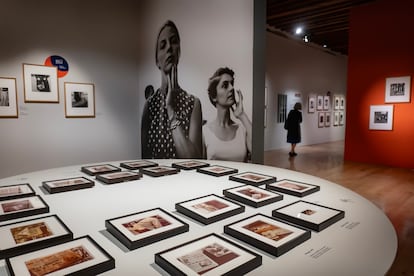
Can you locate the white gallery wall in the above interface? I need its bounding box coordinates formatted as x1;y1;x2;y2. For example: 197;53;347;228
264;31;347;151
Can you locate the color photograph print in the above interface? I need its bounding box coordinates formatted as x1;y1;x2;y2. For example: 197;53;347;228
120;160;158;170
0;184;35;201
42;176;94;193
223;185;283;207
0;77;18;118
196;165;238;177
385;76;411;103
334;95;340;110
64;82;95;118
172;160;210;170
229;171;276;186
23;64;58;103
266;179;319;197
369;105;394;130
96;171;141;184
141;166;180;177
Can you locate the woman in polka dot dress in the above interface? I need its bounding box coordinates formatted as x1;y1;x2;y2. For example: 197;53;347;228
141;20;202;159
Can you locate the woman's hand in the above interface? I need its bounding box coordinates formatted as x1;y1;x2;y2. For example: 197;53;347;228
232;89;244;119
166;65;178;120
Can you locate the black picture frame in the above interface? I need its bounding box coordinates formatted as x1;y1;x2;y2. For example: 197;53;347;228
223;185;283;208
120;160;158;170
42;176;94;194
171;160;210;170
105;208;189;250
196;165;238;177
266;179;320;197
81;164;121;176
229;171;277;186
175;194;244;225
96;171;142;184
0;215;73;259
0;183;35;201
224;213;311;257
272;200;345;232
0;195;49;222
155;233;262;276
141;166;180;177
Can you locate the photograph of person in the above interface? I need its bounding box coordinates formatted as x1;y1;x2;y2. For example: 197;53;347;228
203;67;252;162
141;20;202;159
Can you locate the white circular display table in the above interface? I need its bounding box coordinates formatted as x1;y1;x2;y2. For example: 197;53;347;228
0;160;397;276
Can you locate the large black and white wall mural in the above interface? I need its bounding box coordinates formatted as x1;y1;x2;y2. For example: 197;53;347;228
137;0;254;162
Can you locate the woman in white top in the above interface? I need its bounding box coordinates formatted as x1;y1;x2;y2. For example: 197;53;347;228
203;67;252;162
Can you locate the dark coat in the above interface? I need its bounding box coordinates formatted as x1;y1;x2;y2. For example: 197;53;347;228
286;109;302;143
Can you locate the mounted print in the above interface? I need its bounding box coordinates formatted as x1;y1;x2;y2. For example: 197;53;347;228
42;176;94;194
105;208;189;250
64;82;95;118
6;235;115;276
175;194;244;225
325;112;331;127
196;165;238;177
323;95;330;110
0;77;18;118
0;196;49;222
0;184;35;201
96;171;141;184
120;160;158;170
318;112;325;128
339;111;345;126
385;76;411;103
308;96;315;113
333;111;339;126
81;164;121;176
224;214;311;257
141;166;180;177
266;179;320;197
333;95;340;110
316;95;323;110
339;96;345;110
172;160;210;170
272;200;345;232
229;172;276;186
23;64;58;103
155;233;262;276
223;185;283;208
369;105;394;130
0;215;73;259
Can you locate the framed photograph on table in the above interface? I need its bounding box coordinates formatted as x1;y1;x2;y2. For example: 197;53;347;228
196;165;238;177
42;176;94;194
224;214;311;257
23;64;58;103
141;166;180;177
6;235;115;276
120;160;158;170
0;77;18;118
308;96;315;113
96;171;141;184
369;105;394;130
175;194;244;225
266;179;320;197
229;172;276;186
223;185;283;208
316;95;323;110
0;215;73;259
81;164;121;176
272;200;345;232
172;160;210;170
385;76;411;103
105;208;189;250
0;196;49;222
64;82;95;118
155;233;262;276
0;184;35;201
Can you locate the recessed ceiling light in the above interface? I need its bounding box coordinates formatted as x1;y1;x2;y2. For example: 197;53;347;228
295;27;303;35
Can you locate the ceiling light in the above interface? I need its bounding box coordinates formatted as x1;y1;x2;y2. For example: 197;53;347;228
295;27;303;35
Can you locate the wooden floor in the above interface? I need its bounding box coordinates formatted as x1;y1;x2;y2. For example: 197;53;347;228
264;141;414;276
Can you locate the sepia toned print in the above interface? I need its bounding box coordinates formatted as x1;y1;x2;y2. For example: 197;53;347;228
11;222;53;244
237;188;269;200
209;167;226;172
88;165;113;173
278;181;307;190
243;220;293;241
0;186;21;196
192;200;229;214
104;172;135;179
2;200;33;213
239;173;266;182
50;178;85;187
25;246;94;276
122;215;171;235
302;209;316;215
178;243;239;275
147;166;173;173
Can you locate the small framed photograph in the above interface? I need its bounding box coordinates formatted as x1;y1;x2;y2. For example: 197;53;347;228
81;164;121;176
141;166;180;177
172;160;210;170
175;194;244;225
325;112;331;127
229;172;276;186
64;82;95;118
318;112;325;128
0;184;35;201
334;95;340;110
266;179;320;197
0;77;18;118
333;111;339;126
385;76;411;103
105;208;189;250
272;200;345;232
339;111;345;125
6;235;115;276
223;185;283;208
120;160;158;170
323;95;330;110
23;64;58;103
224;214;311;257
96;171;141;184
0;196;49;222
308;96;315;113
369;105;393;130
0;215;73;259
42;176;94;194
155;233;262;276
339;96;345;110
196;165;238;177
316;95;323;110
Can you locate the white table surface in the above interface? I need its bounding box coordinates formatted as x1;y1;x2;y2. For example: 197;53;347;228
0;160;397;276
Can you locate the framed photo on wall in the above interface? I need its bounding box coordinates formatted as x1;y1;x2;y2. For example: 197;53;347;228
325;112;331;127
23;64;58;103
316;95;323;110
339;96;345;110
64;82;95;118
339;111;345;126
96;171;141;184
385;76;411;103
42;176;94;194
369;105;394;130
323;95;330;110
318;112;325;128
334;95;340;110
308;96;316;113
333;112;339;126
0;77;18;118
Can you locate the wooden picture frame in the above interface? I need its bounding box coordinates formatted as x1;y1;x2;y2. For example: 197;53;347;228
0;77;18;118
266;179;320;197
0;184;35;201
64;82;95;118
42;176;94;194
0;196;49;222
223;185;283;208
23;64;58;103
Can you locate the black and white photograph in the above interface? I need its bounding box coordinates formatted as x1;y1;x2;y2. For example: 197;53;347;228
223;185;283;208
308;96;315;113
325;112;331;127
42;176;94;193
323;95;330;110
0;195;49;222
23;64;58;103
141;166;180;177
339;96;345;110
81;164;121;176
334;95;340;110
171;160;210;170
120;160;158;170
369;105;394;130
64;82;95;118
224;214;311;257
385;76;411;103
155;233;261;276
316;95;323;110
334;111;340;126
0;77;18;118
266;179;320;197
0;183;35;201
96;171;141;184
196;165;238;177
229;171;276;186
318;112;325;128
339;111;345;125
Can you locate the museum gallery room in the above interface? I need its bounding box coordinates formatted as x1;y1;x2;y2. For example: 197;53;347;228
0;0;413;275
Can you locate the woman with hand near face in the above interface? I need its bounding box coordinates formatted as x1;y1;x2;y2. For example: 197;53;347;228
203;67;252;162
141;20;202;159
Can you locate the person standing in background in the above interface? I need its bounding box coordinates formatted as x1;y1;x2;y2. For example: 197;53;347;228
285;102;302;156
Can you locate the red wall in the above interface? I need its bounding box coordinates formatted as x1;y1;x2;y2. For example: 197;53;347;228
344;0;414;168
